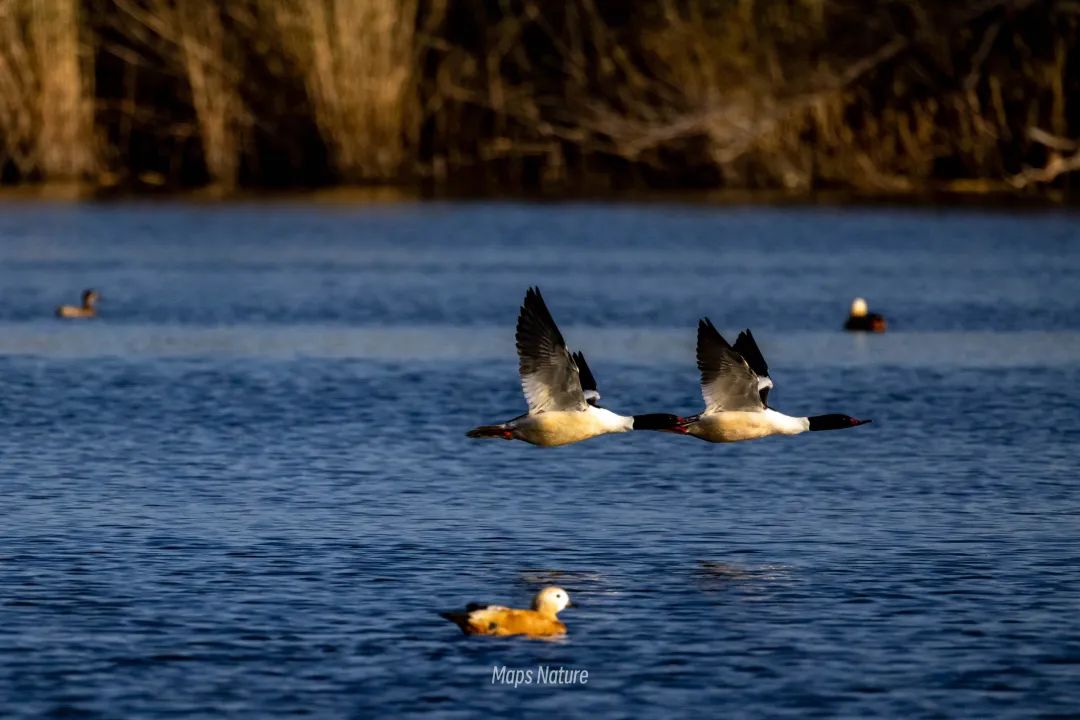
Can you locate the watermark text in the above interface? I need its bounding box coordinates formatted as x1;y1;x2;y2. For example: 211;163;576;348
491;665;589;687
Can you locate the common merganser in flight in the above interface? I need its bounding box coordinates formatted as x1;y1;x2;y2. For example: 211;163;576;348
674;318;871;442
467;287;680;446
843;297;887;332
440;586;571;637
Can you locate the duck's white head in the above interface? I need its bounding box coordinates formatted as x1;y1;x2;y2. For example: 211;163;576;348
532;586;571;615
850;297;869;317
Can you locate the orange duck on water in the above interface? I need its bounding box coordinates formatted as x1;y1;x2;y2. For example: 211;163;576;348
843;297;887;332
440;586;571;638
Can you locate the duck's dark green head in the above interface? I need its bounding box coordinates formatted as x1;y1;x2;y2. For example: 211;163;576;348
808;414;872;431
631;413;683;431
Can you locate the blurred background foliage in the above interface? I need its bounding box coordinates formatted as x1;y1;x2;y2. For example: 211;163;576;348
0;0;1076;197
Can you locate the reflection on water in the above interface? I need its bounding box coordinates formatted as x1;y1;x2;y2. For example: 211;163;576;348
517;570;607;587
695;561;793;583
0;202;1078;719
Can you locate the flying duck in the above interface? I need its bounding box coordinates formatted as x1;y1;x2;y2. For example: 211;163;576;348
466;287;680;446
843;297;887;332
440;586;571;637
55;289;99;319
673;319;871;442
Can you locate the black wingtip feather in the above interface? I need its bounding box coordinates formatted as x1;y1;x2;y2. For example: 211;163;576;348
698;317;720;342
572;351;598;393
516;287;569;382
519;286;567;351
733;328;769;378
696;316;734;372
697;317;731;346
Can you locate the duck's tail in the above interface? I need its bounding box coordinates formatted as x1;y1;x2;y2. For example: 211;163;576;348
439;609;482;634
439;611;469;631
466;424;514;440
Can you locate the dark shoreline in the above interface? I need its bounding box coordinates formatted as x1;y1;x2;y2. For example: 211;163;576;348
0;182;1076;211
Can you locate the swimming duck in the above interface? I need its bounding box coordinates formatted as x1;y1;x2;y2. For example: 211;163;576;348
467;287;679;446
440;586;571;637
843;297;886;332
673;319;871;442
55;289;99;319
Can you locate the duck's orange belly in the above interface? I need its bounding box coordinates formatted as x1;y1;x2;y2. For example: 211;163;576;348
467;608;566;637
688;413;783;443
515;412;607;447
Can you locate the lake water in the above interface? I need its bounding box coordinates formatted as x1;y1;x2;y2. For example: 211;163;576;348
0;202;1078;718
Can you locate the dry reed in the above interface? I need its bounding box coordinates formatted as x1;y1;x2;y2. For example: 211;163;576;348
111;0;247;190
267;0;420;182
0;0;1075;195
0;0;96;181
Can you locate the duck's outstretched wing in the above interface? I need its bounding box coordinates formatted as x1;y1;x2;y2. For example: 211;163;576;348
696;318;769;413
516;287;587;413
732;328;773;407
571;351;601;406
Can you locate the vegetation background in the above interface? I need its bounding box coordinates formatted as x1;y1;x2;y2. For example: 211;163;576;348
0;0;1076;198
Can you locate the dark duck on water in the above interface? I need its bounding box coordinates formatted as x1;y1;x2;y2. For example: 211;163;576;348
843;297;887;332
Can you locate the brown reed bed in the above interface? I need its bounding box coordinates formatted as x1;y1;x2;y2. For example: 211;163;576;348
0;0;1075;199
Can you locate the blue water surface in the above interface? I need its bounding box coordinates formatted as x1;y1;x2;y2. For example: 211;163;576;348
0;202;1078;718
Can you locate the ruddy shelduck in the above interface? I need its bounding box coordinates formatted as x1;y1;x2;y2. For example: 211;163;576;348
440;586;572;638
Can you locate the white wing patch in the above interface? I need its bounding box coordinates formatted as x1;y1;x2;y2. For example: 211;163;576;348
520;364;585;414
